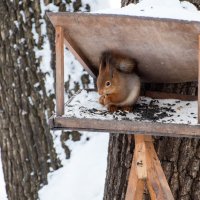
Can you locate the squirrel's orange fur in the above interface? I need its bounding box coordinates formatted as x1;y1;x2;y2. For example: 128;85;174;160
97;52;141;112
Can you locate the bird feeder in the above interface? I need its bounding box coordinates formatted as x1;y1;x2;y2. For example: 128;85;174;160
47;12;200;200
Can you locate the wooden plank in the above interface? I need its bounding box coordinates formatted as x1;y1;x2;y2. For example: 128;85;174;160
56;26;64;116
145;91;197;101
50;117;200;138
125;157;145;200
198;35;200;123
146;140;174;200
47;12;200;83
134;135;147;179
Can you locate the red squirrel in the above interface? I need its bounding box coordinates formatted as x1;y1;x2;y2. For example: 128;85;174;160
97;52;141;112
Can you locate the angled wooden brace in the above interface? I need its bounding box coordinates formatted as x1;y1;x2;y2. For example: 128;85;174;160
145;138;174;200
125;135;174;200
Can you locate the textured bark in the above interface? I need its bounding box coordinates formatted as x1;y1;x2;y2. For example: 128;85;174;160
103;1;200;200
0;0;90;200
0;1;61;199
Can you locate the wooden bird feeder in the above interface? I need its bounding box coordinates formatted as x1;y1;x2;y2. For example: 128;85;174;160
47;12;200;200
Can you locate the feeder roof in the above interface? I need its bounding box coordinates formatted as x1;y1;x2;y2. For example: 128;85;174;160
47;12;200;83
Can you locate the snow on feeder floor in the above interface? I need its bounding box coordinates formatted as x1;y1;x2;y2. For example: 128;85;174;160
49;90;200;138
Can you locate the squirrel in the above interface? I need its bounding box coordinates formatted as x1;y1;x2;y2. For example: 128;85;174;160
97;52;141;112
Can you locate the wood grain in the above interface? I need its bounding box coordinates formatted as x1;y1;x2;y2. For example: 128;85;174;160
49;117;200;138
145;91;197;101
146;140;174;200
47;12;200;83
125;157;145;200
56;26;64;115
125;135;174;200
134;135;147;179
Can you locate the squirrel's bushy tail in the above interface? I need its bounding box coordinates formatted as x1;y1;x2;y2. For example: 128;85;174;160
100;51;137;73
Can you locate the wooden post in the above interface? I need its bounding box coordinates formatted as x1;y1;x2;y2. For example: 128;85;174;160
125;135;146;200
125;158;145;200
198;35;200;123
134;135;147;179
125;135;174;200
56;26;64;116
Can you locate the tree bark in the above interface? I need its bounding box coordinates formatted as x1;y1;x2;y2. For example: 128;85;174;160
0;0;90;200
0;1;61;199
0;0;90;199
103;1;200;200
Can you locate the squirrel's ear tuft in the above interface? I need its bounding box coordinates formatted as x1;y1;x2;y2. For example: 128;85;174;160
99;51;113;71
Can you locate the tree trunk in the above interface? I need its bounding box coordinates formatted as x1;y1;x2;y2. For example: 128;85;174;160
0;1;60;199
0;0;90;199
103;1;200;200
0;0;90;200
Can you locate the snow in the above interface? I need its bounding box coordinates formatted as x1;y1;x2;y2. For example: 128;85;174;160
31;1;59;96
50;131;66;165
63;90;197;125
64;49;94;100
81;0;121;11
20;11;26;23
96;0;200;22
0;151;7;200
13;20;19;29
39;133;109;200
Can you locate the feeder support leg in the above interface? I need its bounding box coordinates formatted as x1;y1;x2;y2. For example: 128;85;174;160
134;135;147;179
125;135;146;200
56;26;64;116
125;158;145;200
125;135;174;200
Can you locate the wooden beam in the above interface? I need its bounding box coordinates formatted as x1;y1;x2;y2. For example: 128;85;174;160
56;26;64;116
51;117;200;138
146;140;174;200
145;91;197;101
134;135;147;179
198;35;200;123
64;34;97;79
125;156;145;200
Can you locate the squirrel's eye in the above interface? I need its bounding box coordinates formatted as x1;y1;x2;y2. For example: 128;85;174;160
105;81;111;87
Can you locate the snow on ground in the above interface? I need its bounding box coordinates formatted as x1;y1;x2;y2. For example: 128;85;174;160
39;132;109;200
0;151;7;200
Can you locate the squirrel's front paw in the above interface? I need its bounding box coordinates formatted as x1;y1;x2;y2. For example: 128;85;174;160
99;95;105;105
99;95;112;106
104;95;112;105
108;105;118;113
122;106;133;112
